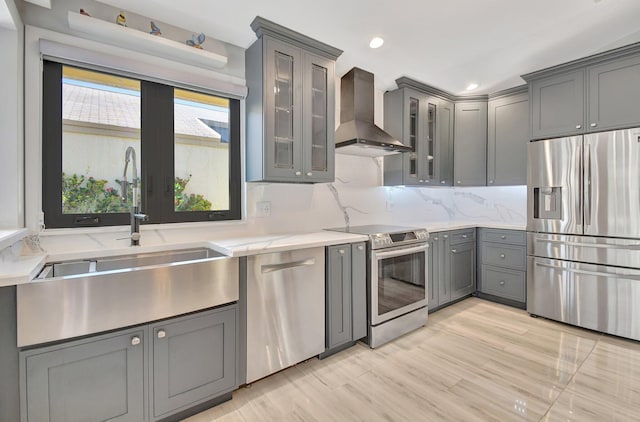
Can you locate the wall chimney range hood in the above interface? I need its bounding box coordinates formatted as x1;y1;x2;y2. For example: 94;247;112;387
335;67;411;156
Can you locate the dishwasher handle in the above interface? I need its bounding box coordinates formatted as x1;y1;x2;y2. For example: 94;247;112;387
261;258;316;274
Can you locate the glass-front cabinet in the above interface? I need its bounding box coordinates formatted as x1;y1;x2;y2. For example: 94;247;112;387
245;17;341;183
384;86;451;186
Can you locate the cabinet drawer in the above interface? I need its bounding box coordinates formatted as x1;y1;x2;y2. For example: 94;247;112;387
482;243;526;270
449;229;475;245
481;265;525;302
480;229;526;245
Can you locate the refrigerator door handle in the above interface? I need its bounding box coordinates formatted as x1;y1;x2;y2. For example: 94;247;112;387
535;260;640;281
584;144;592;226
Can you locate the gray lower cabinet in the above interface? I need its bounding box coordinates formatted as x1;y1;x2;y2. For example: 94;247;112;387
21;306;237;422
477;228;527;307
21;327;146;422
150;307;236;420
429;229;476;311
487;90;529;186
587;52;640;132
454;101;487;186
324;242;367;355
450;241;476;300
245;17;341;183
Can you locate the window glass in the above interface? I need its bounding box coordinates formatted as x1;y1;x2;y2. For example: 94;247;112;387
61;66;141;214
174;89;230;212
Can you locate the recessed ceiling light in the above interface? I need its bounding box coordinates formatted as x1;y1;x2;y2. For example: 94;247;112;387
369;37;384;49
466;83;479;91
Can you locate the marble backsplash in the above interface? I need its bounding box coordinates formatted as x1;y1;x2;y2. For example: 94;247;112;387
246;154;526;233
31;154;526;255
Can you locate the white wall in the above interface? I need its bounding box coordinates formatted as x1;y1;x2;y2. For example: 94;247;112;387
0;0;23;229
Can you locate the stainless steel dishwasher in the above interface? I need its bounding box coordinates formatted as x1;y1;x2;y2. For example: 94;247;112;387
246;247;325;383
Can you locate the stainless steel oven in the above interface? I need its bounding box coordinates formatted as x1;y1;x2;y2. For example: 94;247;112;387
325;225;429;347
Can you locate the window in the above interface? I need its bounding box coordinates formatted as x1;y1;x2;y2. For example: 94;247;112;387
42;61;241;228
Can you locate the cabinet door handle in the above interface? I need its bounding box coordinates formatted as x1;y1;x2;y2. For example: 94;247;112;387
500;235;506;239
489;180;494;184
357;245;364;251
339;249;345;255
157;330;166;339
499;280;505;286
443;234;448;239
576;124;582;129
433;237;438;241
419;179;424;183
306;172;312;177
590;123;597;127
462;234;468;239
451;249;457;253
440;180;446;184
131;336;141;346
500;253;506;259
295;171;302;176
457;180;461;184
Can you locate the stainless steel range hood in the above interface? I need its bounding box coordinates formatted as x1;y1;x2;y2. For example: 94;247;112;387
335;67;411;156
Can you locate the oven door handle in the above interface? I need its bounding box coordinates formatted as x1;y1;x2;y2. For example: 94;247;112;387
372;243;428;260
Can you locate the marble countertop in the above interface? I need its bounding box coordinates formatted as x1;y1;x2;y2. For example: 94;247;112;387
0;221;526;287
0;229;28;251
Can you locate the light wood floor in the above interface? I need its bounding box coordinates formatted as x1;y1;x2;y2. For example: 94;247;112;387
185;298;640;421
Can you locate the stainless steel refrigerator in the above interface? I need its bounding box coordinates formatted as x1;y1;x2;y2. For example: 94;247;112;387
527;128;640;341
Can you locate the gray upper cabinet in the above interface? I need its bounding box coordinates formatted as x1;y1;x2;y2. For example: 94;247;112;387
437;99;455;186
525;44;640;139
246;17;342;183
529;70;585;139
487;90;529;186
588;53;640;132
150;307;236;420
21;328;146;422
384;87;452;186
454;101;487;186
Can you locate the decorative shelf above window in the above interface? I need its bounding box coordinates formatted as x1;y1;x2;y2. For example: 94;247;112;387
67;11;227;70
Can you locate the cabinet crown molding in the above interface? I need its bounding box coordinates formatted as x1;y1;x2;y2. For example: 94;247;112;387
250;16;343;60
521;41;640;81
394;76;489;102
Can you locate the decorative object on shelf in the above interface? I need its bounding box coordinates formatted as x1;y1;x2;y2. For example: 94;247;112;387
150;21;161;36
79;8;90;16
186;32;205;49
67;11;228;69
116;11;126;27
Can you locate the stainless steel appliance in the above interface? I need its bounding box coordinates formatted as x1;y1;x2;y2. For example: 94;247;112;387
326;225;429;347
335;68;412;156
527;128;640;341
246;247;325;383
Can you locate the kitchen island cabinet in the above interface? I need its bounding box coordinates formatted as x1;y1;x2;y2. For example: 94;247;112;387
245;16;342;183
20;305;237;422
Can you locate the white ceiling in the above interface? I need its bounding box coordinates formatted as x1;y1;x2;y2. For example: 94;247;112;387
97;0;640;95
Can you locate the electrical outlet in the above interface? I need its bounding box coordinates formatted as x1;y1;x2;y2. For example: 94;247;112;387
256;201;271;217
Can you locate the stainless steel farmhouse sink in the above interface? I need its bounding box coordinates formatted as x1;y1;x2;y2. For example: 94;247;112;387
35;248;226;278
18;248;238;347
